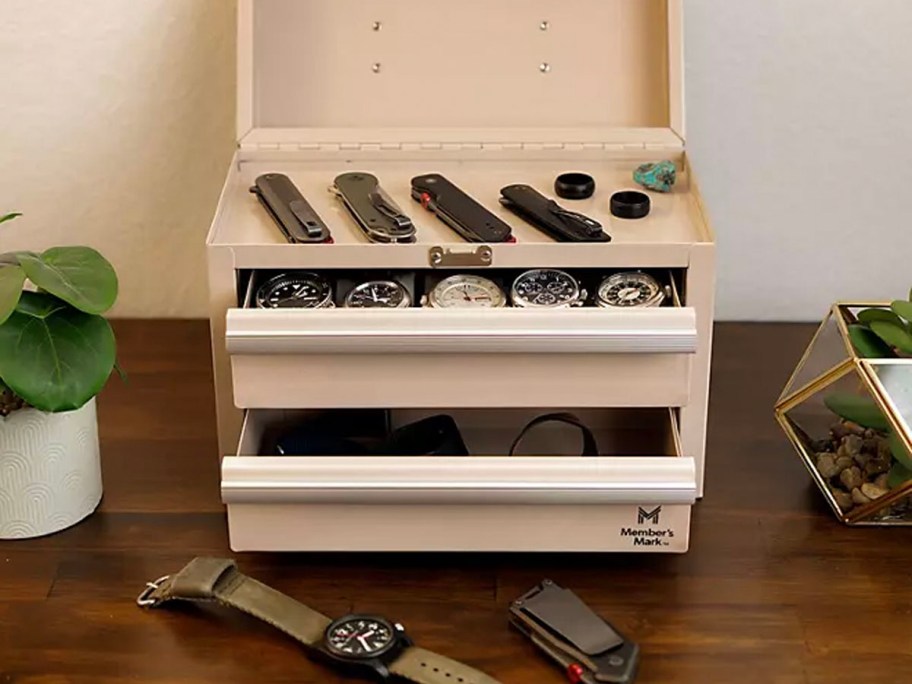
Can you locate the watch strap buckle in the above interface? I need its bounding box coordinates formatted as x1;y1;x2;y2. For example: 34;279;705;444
136;575;172;608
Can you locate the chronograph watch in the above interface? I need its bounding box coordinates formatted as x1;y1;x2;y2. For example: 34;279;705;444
138;557;501;684
511;269;586;308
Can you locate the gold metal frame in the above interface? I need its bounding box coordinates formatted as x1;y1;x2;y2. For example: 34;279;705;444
774;302;912;526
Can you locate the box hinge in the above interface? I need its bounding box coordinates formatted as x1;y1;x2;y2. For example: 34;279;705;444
242;140;684;154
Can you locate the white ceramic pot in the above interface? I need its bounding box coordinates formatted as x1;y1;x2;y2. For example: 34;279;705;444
0;399;102;539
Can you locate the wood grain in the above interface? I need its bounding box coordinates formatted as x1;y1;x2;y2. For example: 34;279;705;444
1;320;911;683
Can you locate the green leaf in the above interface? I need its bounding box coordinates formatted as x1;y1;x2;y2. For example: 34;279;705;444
823;393;891;431
0;265;26;325
870;321;912;355
0;291;116;412
0;213;22;226
889;432;912;471
891;300;912;326
18;247;118;315
888;462;912;489
857;308;904;327
847;324;896;358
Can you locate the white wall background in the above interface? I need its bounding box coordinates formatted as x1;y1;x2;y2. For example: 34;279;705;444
1;1;910;320
686;0;912;320
0;0;236;318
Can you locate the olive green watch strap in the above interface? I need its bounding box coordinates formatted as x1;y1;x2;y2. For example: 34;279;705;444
137;557;331;646
390;647;502;684
138;558;502;684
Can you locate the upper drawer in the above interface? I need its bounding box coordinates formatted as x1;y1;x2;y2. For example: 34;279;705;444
226;307;697;356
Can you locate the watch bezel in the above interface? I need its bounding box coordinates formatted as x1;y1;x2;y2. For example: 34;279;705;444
596;271;665;308
323;614;404;660
510;268;584;309
255;271;334;309
343;280;412;309
427;274;507;309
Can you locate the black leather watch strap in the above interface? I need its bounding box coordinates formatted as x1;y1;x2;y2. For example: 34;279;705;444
510;413;600;457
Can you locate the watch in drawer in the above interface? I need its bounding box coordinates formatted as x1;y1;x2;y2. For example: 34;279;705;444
343;279;412;309
422;274;507;309
596;272;667;309
255;272;335;309
511;269;587;309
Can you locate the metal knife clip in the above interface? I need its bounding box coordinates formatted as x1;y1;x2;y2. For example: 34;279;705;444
369;187;413;232
547;201;603;237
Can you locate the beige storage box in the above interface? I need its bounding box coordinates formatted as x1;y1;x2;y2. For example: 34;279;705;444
206;0;715;552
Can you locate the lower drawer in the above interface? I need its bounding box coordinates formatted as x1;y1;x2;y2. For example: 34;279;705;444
222;407;696;552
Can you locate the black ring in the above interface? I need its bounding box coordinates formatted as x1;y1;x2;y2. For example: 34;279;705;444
554;173;595;200
610;191;651;219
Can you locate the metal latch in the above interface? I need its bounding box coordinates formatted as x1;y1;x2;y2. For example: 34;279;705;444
428;246;493;268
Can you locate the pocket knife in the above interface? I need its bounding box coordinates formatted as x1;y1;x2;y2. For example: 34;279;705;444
331;172;417;244
250;173;333;244
411;174;514;243
510;580;639;684
500;185;610;243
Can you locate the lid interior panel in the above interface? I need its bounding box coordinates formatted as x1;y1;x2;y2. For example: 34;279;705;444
250;0;672;132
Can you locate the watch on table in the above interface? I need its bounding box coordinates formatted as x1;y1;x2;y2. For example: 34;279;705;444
511;269;587;308
344;279;412;309
138;558;501;684
256;271;335;309
423;274;507;309
596;272;666;309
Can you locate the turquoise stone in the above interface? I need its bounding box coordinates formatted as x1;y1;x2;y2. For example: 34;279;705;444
633;160;677;193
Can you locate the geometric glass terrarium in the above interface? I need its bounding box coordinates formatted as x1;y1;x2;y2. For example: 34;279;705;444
775;302;912;525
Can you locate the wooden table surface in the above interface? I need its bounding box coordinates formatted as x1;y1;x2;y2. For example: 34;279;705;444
2;321;910;684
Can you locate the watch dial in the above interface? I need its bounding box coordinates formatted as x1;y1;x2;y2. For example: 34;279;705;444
598;272;663;308
256;273;331;309
345;281;410;309
513;269;579;308
432;275;506;308
326;617;396;658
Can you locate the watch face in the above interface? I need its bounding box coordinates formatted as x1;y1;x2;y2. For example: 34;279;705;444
256;272;332;309
512;269;581;308
598;272;664;308
344;280;411;309
325;616;398;659
429;275;506;308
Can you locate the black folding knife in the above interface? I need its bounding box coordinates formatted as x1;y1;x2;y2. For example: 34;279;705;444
411;173;514;243
510;580;639;684
500;185;610;243
250;173;333;244
331;172;417;244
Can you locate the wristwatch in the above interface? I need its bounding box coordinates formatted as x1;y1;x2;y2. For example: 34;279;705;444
511;269;587;308
344;280;412;309
423;274;507;309
596;272;666;309
138;558;501;684
256;272;335;309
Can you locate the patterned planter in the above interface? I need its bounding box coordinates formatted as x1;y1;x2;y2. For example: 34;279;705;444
0;399;102;539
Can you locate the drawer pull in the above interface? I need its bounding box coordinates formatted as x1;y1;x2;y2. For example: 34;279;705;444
429;245;493;268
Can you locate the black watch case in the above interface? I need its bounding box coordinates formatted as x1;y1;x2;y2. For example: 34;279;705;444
314;614;412;681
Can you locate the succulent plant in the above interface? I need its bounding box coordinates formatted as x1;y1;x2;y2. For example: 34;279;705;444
848;294;912;359
824;286;912;489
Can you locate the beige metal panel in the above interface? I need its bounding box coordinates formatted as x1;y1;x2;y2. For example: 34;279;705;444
230;353;691;410
226;503;691;552
242;0;673;133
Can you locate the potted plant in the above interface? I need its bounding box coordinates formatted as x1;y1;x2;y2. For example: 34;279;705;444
0;213;119;538
776;290;912;525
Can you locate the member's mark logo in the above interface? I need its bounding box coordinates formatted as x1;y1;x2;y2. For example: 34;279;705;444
637;506;662;525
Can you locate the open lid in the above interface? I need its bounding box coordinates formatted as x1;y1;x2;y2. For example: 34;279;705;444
238;0;684;149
